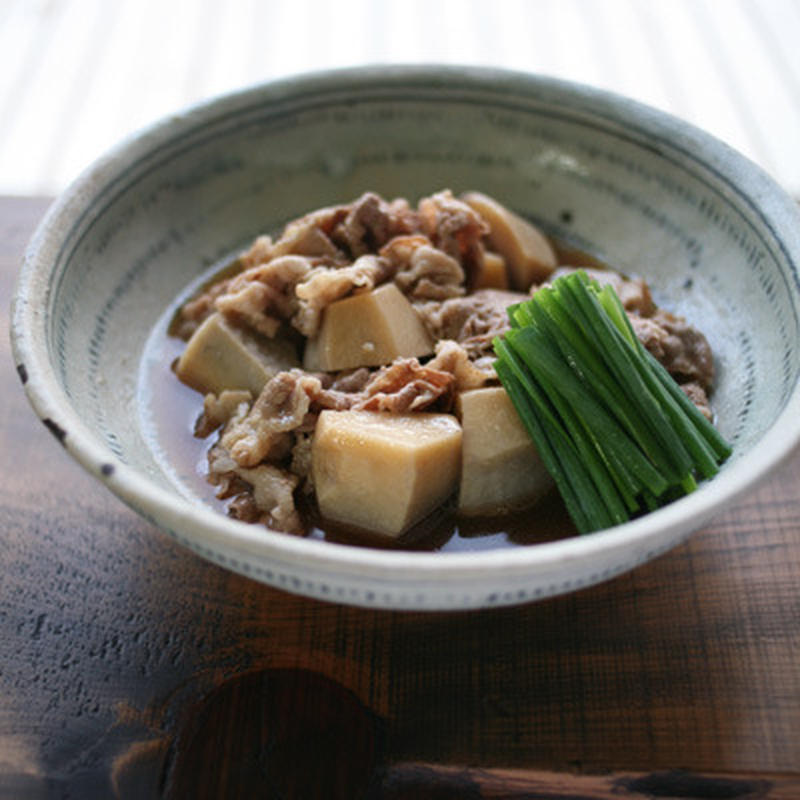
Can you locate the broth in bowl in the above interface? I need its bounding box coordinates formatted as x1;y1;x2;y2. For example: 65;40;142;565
146;189;725;551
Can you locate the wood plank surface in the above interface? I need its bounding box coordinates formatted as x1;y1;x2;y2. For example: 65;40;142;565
1;196;799;798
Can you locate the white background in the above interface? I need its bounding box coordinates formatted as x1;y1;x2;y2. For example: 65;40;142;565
1;0;799;198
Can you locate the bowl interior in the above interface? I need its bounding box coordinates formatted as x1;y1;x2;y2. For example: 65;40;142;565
16;67;800;606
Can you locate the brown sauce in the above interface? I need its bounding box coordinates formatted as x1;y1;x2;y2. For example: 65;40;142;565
305;490;578;552
140;183;675;555
139;249;585;553
141;325;578;552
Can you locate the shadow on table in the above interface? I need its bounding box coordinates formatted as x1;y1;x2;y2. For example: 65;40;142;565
114;533;755;798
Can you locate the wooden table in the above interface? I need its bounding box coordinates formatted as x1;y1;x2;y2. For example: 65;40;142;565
2;197;799;799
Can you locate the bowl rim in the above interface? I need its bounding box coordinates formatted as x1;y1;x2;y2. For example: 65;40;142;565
10;63;800;588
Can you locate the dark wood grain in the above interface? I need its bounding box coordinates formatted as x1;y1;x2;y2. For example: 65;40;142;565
1;197;799;799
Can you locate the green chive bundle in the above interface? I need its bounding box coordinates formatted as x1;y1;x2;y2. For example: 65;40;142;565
493;270;732;534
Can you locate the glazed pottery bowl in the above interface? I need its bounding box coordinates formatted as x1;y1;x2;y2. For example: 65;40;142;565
11;66;800;609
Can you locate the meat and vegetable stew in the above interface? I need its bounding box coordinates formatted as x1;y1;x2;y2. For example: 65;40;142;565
169;189;727;547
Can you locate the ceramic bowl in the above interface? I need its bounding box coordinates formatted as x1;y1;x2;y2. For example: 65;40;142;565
11;66;800;610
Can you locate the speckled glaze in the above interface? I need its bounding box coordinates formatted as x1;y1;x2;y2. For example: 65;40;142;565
10;66;800;609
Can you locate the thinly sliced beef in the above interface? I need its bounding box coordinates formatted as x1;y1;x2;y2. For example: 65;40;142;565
293;254;395;336
208;443;303;534
215;255;313;338
629;308;714;390
328;367;372;393
221;371;316;468
354;359;456;413
174;277;234;340
331;192;418;256
195;389;252;438
427;339;494;391
417;190;489;286
382;236;466;301
680;381;712;421
416;288;528;361
240;234;275;267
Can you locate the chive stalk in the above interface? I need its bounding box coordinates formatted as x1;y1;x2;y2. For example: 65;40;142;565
493;269;732;534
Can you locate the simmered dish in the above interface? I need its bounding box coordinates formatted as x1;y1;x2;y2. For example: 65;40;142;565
170;190;722;543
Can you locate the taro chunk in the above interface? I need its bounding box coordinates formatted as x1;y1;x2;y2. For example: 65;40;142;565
175;312;299;396
312;410;462;537
457;386;553;516
462;191;557;290
474;250;509;290
303;283;434;372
